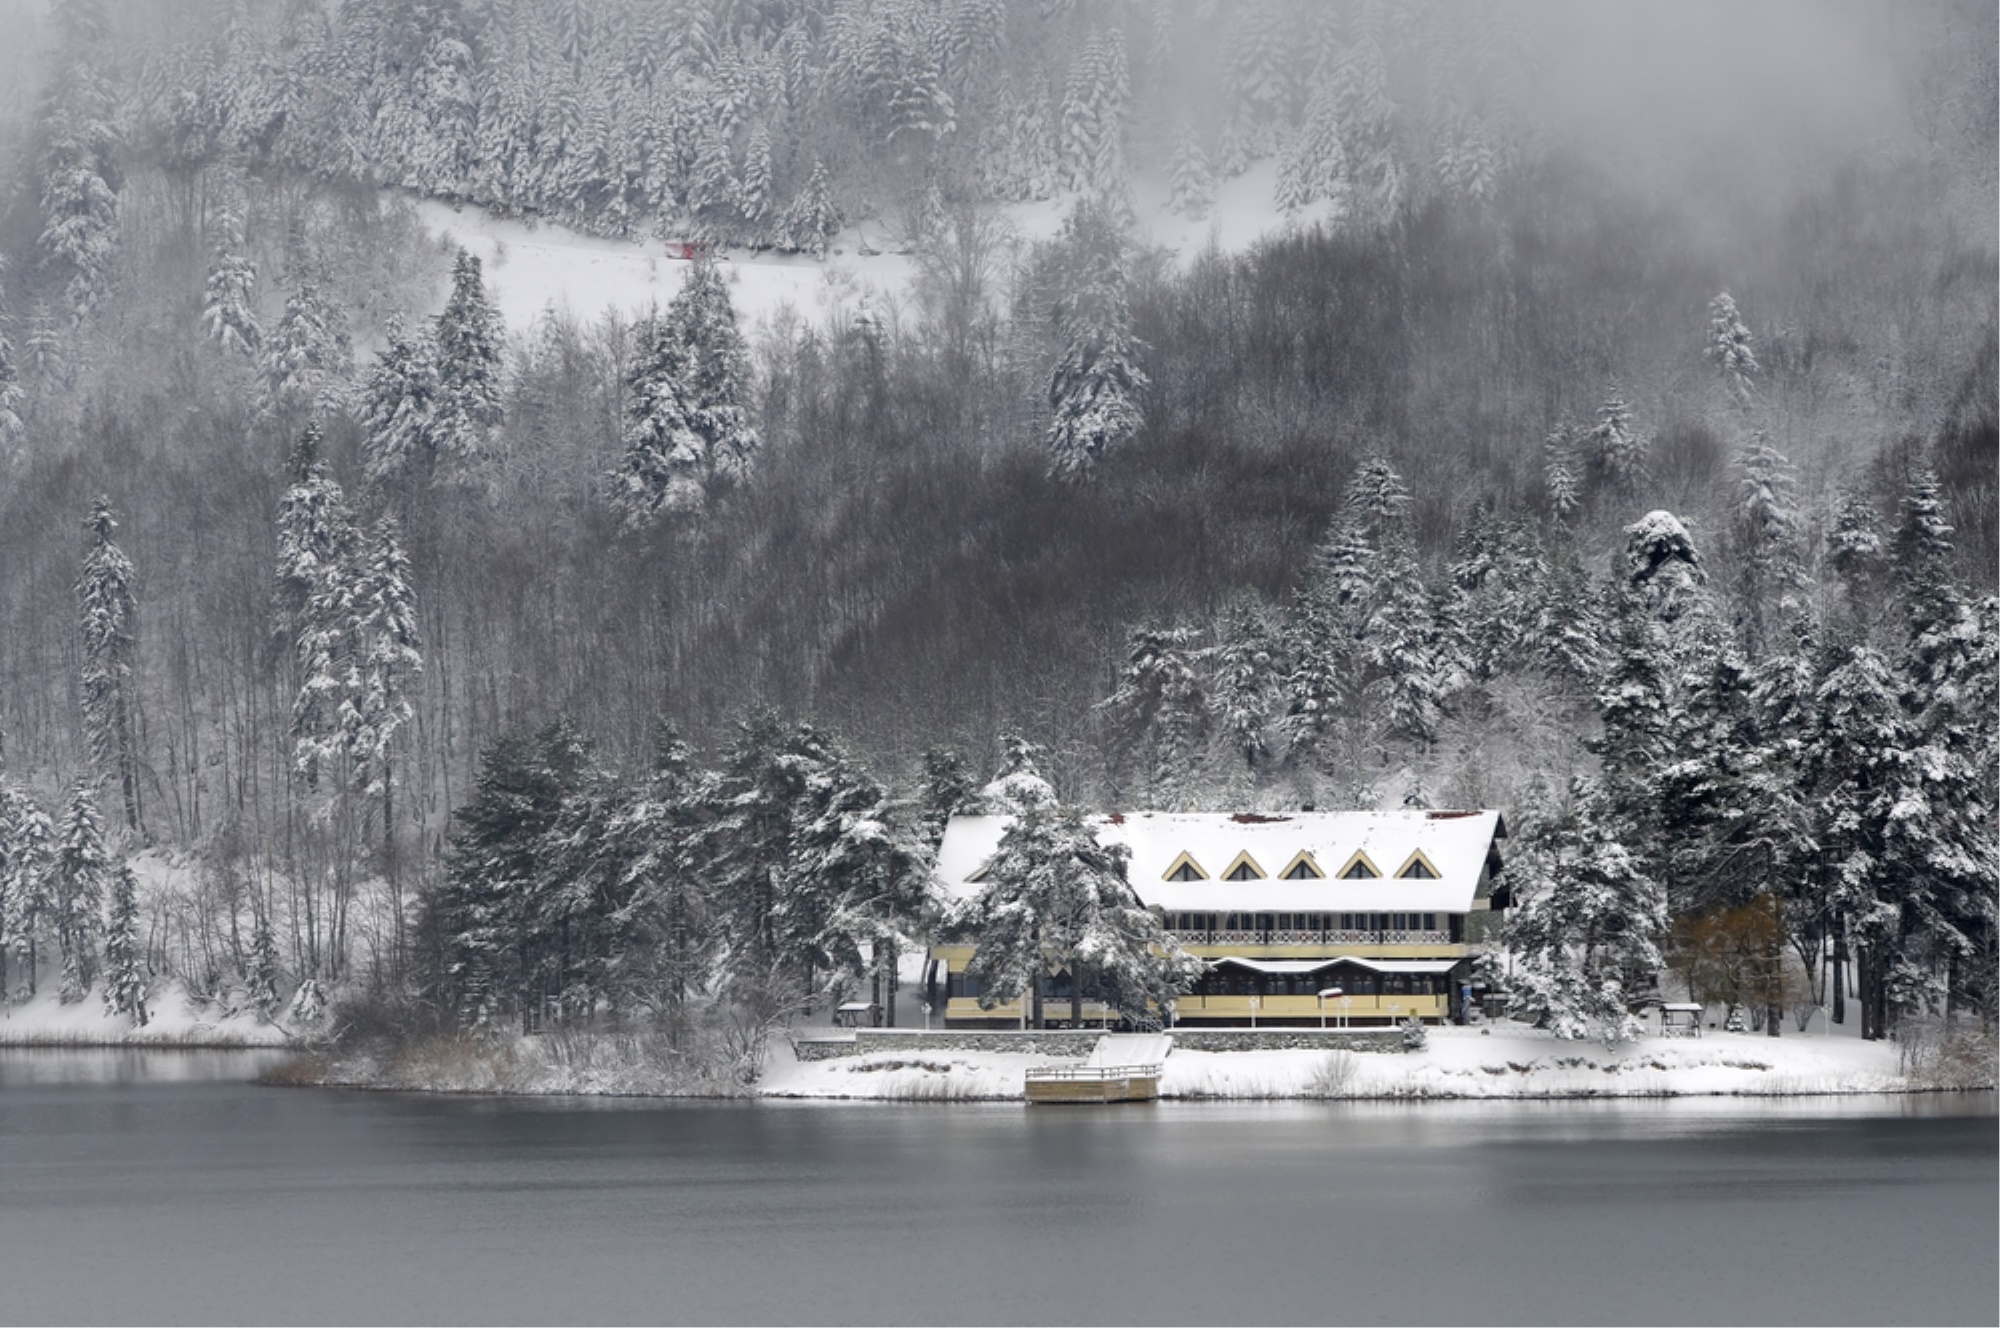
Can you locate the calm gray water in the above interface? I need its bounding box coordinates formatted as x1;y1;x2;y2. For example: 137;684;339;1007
0;1051;1992;1326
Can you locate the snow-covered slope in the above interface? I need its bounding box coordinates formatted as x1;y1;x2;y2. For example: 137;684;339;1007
414;162;1293;335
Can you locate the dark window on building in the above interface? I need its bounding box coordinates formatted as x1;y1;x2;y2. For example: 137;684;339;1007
1226;861;1261;880
1399;857;1437;879
1168;862;1203;881
1342;859;1378;879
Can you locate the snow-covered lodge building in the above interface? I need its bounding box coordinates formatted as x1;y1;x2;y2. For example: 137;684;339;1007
928;810;1508;1028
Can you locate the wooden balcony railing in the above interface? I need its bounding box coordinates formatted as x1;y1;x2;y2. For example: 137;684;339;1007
1166;928;1453;947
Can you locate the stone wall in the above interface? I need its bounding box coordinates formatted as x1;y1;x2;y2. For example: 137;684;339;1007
1168;1029;1405;1053
789;1027;1405;1060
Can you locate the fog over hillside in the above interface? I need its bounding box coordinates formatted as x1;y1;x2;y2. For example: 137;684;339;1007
0;0;1990;1060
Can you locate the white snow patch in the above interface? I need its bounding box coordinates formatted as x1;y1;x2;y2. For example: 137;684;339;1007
758;1025;1916;1102
412;166;1297;335
0;981;290;1047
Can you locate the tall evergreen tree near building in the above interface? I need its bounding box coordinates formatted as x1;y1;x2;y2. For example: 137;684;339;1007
1101;624;1210;808
957;798;1199;1028
77;498;140;832
1209;593;1281;775
1506;779;1664;1045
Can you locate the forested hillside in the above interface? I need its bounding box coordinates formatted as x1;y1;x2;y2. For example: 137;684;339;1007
0;0;1992;1055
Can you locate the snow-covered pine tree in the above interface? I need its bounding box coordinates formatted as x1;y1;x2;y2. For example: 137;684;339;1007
53;782;109;1003
101;858;146;1027
1524;543;1607;691
736;124;775;242
610;310;705;527
360;314;442;493
434;719;600;1030
23;300;66;393
917;745;979;847
0;275;27;453
1166;116;1214;219
1543;424;1580;525
1731;436;1808;657
350;517;421;843
956;799;1200;1028
36;55;122;326
1208;592;1281;775
258;281;353;422
77;498;140;832
1345;453;1412;542
1586;392;1646;498
1099;624;1210;809
1620;508;1706;624
201;203;262;357
1888;471;1998;1022
1505;778;1664;1046
1706;291;1758;411
1330;31;1402;229
246;900;282;1021
0;779;54;997
588;721;708;1031
1045;202;1147;481
1827;487;1885;615
1282;518;1374;772
782;746;933;1023
776;160;841;257
431;249;505;475
661;257;759;501
1364;530;1458;750
1801;641;1916;1039
980;733;1057;813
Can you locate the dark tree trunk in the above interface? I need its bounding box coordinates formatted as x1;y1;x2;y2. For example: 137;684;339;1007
1832;918;1847;1026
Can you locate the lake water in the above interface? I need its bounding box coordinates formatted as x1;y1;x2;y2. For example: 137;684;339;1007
0;1050;1992;1325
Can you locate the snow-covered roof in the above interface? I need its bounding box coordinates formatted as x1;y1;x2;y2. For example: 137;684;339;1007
936;810;1505;914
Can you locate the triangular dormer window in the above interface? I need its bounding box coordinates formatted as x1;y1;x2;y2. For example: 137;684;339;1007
1222;851;1266;881
1162;851;1208;882
1338;851;1380;879
1396;850;1440;879
1280;851;1324;880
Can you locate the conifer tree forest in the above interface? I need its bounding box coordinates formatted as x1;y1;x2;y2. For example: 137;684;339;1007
0;0;1992;1065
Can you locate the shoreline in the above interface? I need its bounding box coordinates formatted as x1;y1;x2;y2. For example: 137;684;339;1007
10;1022;1989;1104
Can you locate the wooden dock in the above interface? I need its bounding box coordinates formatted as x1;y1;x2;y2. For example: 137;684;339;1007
1023;1063;1163;1103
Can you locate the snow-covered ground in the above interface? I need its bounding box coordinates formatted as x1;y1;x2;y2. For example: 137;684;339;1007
0;982;290;1047
760;1025;1926;1102
415;162;1291;336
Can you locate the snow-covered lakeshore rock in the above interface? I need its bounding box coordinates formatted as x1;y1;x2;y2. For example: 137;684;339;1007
758;1027;1934;1102
0;983;290;1048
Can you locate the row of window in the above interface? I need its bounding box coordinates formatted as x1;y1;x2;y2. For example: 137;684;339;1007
1168;912;1443;934
944;970;1453;1001
1194;971;1451;998
1161;848;1439;882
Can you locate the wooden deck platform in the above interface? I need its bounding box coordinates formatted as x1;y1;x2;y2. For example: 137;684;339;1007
1023;1063;1162;1103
